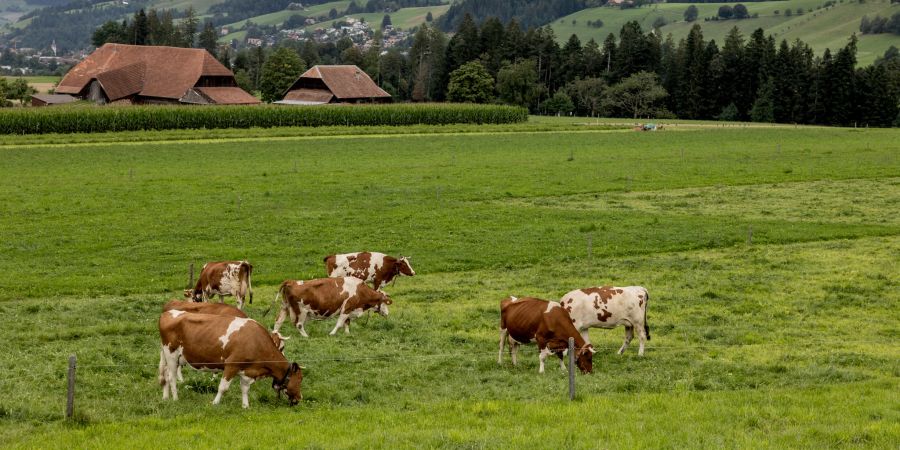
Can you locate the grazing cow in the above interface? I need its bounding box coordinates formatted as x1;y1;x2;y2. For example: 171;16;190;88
324;252;415;290
184;261;254;309
272;277;392;337
559;286;651;356
158;311;302;408
163;299;288;351
498;296;594;374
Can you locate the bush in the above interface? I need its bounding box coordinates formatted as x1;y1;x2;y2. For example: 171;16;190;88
0;104;529;135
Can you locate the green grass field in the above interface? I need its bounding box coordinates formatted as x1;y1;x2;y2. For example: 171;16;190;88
1;118;898;447
552;0;900;66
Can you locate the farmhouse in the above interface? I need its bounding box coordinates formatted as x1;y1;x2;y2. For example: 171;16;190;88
55;44;259;106
278;65;391;105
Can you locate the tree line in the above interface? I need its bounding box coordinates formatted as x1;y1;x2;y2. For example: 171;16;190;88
91;10;900;126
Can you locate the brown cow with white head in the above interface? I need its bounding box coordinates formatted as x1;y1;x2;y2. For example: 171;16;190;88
498;296;594;374
184;261;253;309
158;311;302;408
271;277;392;337
559;286;651;355
324;252;415;291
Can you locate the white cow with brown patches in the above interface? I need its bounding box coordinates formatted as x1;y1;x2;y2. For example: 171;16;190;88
184;260;254;309
559;286;651;355
324;252;415;290
271;277;392;337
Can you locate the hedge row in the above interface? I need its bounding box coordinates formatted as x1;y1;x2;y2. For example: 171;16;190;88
0;103;528;134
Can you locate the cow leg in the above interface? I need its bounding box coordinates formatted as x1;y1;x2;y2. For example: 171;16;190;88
162;347;180;401
158;348;168;400
510;340;519;366
558;352;566;371
330;314;349;336
218;294;225;304
498;328;508;364
212;375;233;405
538;348;552;374
273;306;287;333
618;325;634;355
239;373;255;409
177;355;186;382
637;324;647;356
296;310;310;338
580;329;592;345
236;294;244;310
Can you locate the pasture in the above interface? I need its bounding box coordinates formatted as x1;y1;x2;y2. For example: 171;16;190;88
552;0;900;66
0;120;898;447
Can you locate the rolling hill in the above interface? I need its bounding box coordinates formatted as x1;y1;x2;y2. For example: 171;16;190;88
550;0;900;65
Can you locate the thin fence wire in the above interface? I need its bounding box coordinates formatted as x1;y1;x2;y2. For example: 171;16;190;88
65;338;893;370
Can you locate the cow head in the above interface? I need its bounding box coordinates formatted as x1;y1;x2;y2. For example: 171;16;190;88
271;331;289;353
373;292;393;316
575;345;595;374
397;257;415;276
183;289;202;302
273;362;304;406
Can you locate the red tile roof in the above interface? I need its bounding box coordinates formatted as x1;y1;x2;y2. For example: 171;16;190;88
57;44;244;102
196;87;260;105
282;88;335;104
288;65;390;100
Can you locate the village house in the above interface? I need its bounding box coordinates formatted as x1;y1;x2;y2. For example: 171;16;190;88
277;65;391;105
54;44;258;105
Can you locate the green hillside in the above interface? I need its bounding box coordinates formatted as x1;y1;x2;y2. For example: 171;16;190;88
220;2;448;43
301;4;450;32
551;0;900;66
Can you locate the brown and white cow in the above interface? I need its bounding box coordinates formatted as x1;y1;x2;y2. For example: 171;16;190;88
272;277;392;337
559;286;651;356
163;299;288;358
158;311;302;408
184;261;253;309
324;252;415;291
498;296;594;374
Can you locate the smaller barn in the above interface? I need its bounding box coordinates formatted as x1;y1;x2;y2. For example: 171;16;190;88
278;65;391;105
31;94;77;107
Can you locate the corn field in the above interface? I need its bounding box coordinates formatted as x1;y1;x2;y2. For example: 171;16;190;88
0;103;528;134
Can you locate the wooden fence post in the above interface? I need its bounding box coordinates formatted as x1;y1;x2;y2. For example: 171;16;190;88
568;337;575;401
66;354;76;419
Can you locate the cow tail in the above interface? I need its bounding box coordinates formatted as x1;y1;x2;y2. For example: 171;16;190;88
263;282;285;317
158;347;167;387
244;261;254;304
643;288;651;341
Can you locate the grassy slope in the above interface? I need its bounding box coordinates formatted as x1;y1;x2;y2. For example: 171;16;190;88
220;2;447;42
552;0;900;66
1;120;898;447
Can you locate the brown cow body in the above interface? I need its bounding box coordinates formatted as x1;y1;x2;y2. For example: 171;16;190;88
498;296;594;374
324;252;415;290
184;261;253;309
163;299;247;318
158;311;302;408
272;277;392;337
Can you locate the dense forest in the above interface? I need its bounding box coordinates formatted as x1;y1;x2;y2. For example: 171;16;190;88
91;8;899;126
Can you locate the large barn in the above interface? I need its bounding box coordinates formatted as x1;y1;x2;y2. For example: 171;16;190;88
55;44;259;105
278;65;391;105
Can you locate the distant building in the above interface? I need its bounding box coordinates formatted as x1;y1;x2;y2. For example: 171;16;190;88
277;65;391;105
55;44;258;105
31;93;77;107
246;38;263;47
